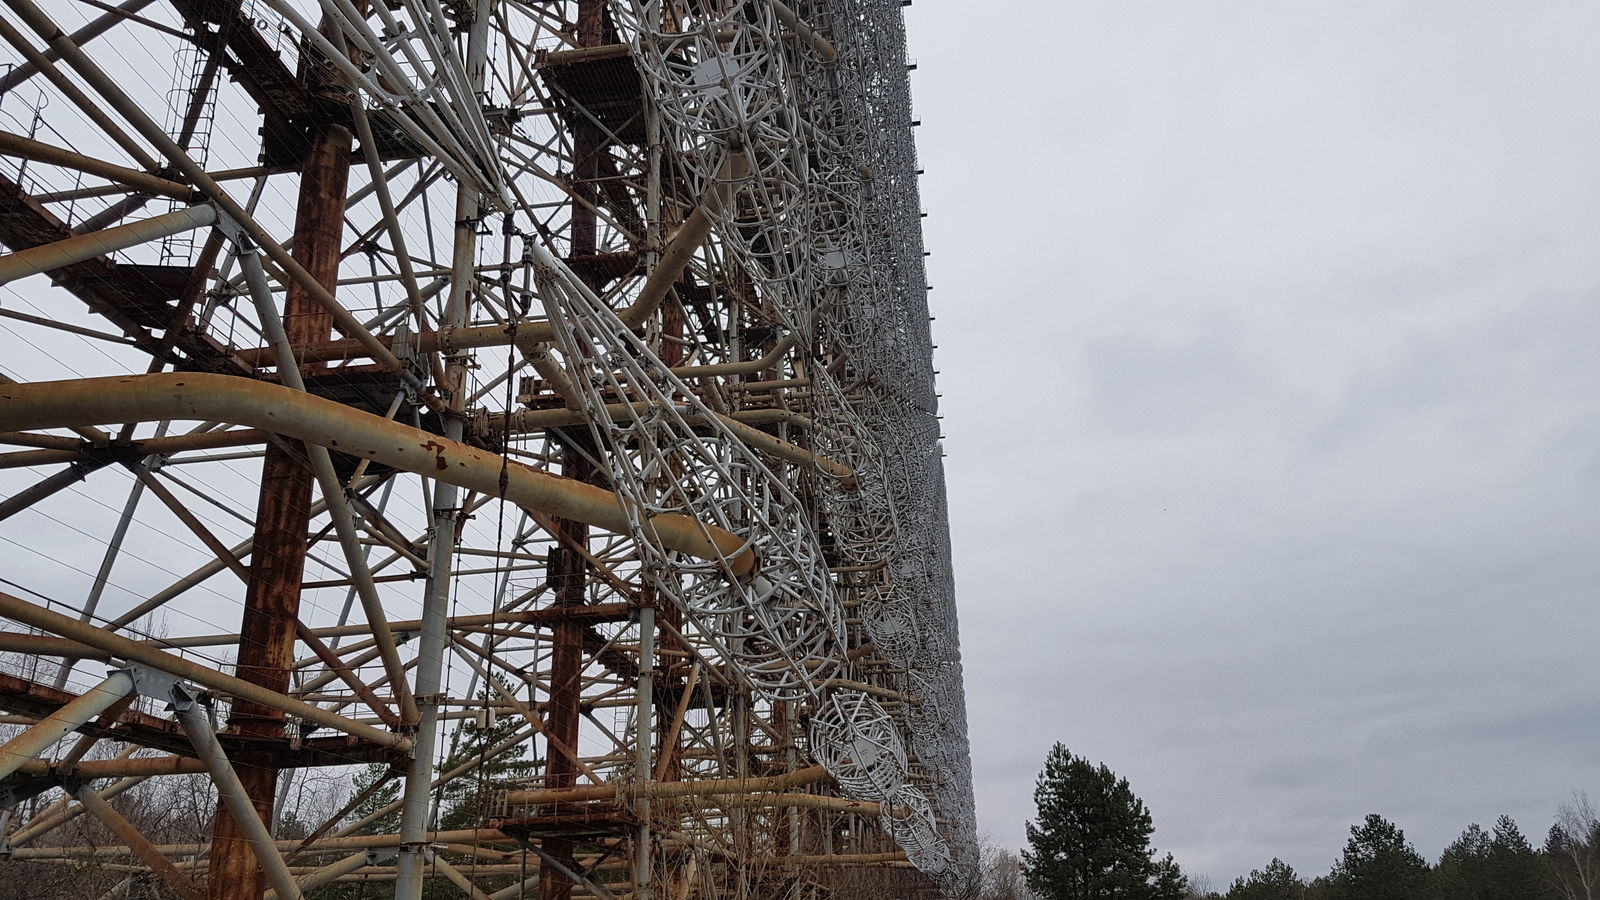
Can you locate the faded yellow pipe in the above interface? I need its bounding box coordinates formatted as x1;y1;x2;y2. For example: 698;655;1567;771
0;373;755;573
668;335;793;378
501;764;829;806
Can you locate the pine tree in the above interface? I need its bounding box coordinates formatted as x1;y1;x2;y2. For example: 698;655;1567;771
1437;816;1550;900
1484;815;1551;900
1021;743;1186;900
1435;823;1491;900
1152;853;1190;899
1326;814;1433;900
432;697;541;832
346;761;402;835
1226;858;1303;900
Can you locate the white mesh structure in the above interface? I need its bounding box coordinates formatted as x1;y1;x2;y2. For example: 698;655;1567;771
528;240;845;699
624;0;978;884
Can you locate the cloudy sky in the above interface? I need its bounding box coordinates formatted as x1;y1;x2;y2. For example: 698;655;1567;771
912;0;1600;886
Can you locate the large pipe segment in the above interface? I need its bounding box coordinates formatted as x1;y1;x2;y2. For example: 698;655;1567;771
770;0;838;62
0;668;134;780
500;765;829;806
0;130;195;201
0;373;756;574
0;203;217;286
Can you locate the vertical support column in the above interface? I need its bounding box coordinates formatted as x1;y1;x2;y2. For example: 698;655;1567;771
540;453;590;900
209;121;350;900
394;4;490;899
634;602;655;900
774;701;796;855
540;3;607;898
732;689;751;900
568;0;605;268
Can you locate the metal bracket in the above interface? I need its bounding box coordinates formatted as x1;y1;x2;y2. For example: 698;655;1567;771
393;321;429;391
120;664;182;705
0;777;61;811
213;209;245;244
166;679;198;713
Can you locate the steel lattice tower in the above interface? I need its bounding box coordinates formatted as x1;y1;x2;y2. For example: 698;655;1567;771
0;1;974;897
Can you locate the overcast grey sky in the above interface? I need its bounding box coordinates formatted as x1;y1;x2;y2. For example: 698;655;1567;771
911;0;1600;885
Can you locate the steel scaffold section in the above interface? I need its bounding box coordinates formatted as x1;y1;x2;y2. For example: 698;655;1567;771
0;0;973;897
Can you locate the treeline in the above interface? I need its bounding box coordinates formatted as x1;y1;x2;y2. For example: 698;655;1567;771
975;800;1600;900
1212;797;1600;900
978;743;1600;900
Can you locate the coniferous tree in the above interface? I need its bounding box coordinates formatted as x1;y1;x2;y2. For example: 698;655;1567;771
1482;815;1550;899
346;761;403;835
1153;853;1190;898
1436;816;1550;900
1226;858;1304;900
1435;822;1491;900
433;694;541;832
1325;814;1433;900
1021;743;1187;900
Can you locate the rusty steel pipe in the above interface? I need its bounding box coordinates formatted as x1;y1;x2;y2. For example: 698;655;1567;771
265;851;375;900
76;786;206;900
780;852;910;866
16;754;207;778
0;669;133;780
705;410;853;479
668;335;794;378
0;374;755;572
771;0;838;61
0;203;216;286
431;856;496;900
717;793;891;815
0;130;194;200
0;632;111;660
525;345;587;410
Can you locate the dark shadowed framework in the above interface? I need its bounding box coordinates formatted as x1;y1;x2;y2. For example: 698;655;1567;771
0;0;974;897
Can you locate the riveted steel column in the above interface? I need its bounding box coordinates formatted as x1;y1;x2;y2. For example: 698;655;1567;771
540;447;590;900
209;118;351;900
541;2;608;892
